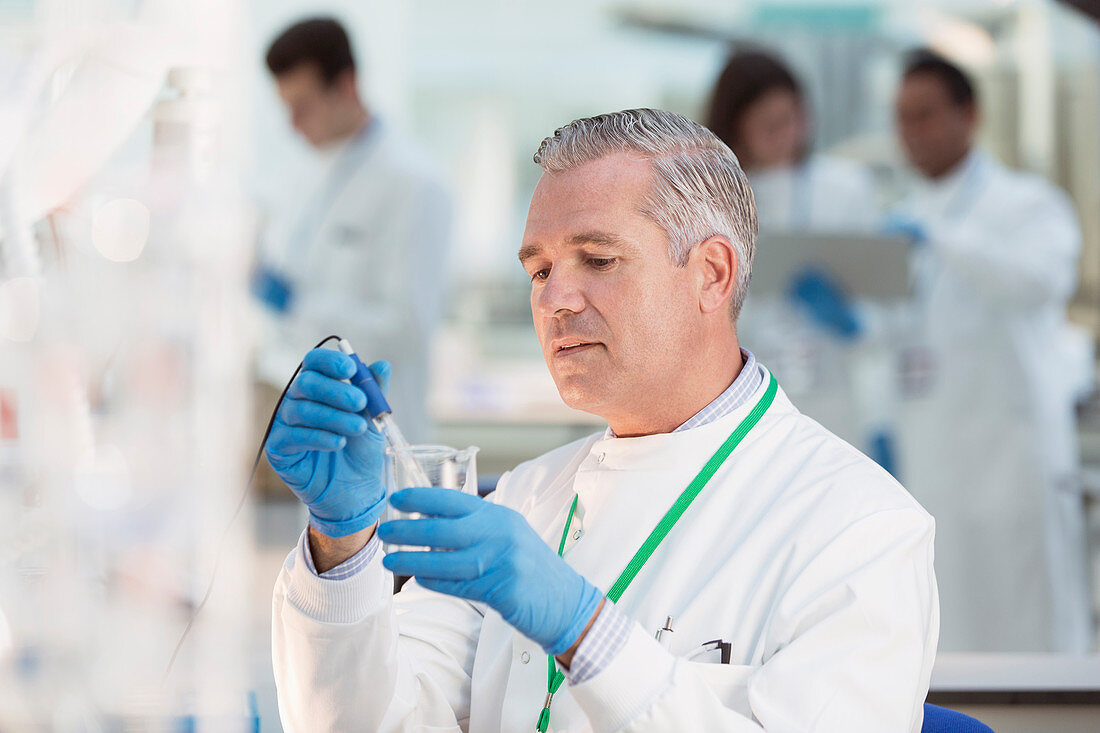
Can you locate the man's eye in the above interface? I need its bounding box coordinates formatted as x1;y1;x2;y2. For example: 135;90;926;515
589;257;616;269
531;268;550;282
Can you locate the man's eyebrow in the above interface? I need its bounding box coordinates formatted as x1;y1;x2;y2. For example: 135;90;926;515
568;231;635;250
518;244;542;264
518;232;639;264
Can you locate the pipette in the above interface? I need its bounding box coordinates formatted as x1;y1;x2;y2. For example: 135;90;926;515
337;339;431;487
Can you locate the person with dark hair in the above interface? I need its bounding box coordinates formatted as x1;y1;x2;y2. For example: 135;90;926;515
708;50;896;478
705;49;878;233
890;48;1090;653
262;17;361;148
894;49;977;180
252;17;453;452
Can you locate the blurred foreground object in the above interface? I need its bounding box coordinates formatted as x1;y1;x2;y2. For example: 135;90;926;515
0;2;255;728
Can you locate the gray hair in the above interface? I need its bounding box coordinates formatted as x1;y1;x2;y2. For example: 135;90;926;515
533;108;758;318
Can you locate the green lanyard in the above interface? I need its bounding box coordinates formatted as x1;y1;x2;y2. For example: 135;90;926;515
536;372;778;731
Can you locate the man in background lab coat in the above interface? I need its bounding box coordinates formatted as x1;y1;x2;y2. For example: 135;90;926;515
891;49;1090;652
268;108;938;731
254;17;451;446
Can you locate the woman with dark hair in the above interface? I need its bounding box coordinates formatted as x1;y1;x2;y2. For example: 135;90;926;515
706;50;877;232
708;51;899;481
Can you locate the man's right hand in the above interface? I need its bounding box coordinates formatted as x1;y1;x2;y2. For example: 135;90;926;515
265;348;391;540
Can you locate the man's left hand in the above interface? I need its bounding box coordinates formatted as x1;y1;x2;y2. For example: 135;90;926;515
378;488;603;656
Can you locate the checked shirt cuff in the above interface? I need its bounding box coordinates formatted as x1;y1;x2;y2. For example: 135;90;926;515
566;600;632;685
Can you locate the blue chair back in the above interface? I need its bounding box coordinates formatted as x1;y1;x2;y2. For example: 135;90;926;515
922;703;993;733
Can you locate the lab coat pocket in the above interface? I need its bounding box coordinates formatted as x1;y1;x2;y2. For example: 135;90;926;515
681;660;756;719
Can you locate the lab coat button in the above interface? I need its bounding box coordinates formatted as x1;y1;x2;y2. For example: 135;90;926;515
520;651;530;664
597;452;605;463
572;529;583;540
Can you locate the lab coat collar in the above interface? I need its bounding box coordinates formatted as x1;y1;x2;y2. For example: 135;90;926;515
914;148;986;195
581;364;777;474
316;116;383;166
908;148;992;220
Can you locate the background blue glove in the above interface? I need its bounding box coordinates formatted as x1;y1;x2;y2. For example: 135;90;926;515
881;213;928;246
265;348;391;537
788;266;863;340
251;265;295;313
378;488;604;656
868;427;898;478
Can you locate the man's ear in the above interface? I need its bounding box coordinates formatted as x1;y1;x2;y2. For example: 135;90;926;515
693;235;738;315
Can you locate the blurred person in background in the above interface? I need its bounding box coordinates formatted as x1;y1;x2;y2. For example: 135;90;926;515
706;50;900;476
705;49;878;234
890;49;1090;653
252;17;452;481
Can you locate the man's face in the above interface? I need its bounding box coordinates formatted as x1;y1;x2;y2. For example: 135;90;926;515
738;88;806;170
519;154;703;423
275;64;353;148
895;73;976;178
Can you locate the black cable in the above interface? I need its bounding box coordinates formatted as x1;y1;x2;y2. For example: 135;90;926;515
164;334;343;681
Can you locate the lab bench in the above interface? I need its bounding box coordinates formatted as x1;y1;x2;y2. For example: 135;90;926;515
928;653;1100;732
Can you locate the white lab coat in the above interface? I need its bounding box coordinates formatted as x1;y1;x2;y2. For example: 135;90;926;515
747;154;879;234
272;371;939;731
258;120;452;443
892;149;1090;652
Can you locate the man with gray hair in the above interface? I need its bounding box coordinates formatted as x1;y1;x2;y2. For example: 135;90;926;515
270;108;939;731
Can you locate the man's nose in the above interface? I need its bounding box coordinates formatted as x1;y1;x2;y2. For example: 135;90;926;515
535;267;586;317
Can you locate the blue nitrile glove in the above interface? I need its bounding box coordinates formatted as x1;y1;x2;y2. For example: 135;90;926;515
788;266;863;341
378;488;604;656
251;265;295;313
264;348;391;537
881;213;928;246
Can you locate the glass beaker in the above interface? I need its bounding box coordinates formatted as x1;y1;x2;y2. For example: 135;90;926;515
384;444;479;549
